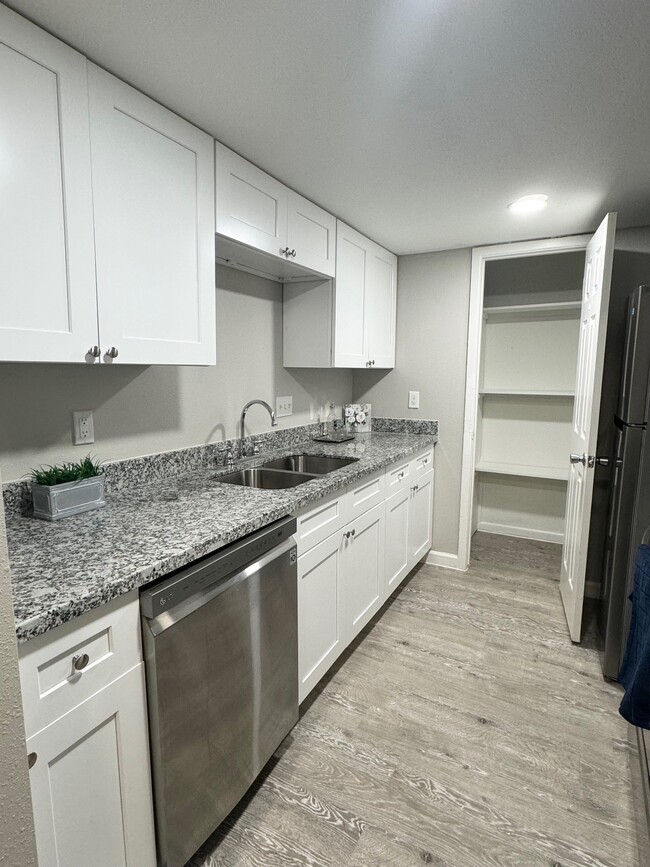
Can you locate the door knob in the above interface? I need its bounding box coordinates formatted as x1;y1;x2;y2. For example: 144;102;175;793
105;346;119;359
596;456;610;467
570;453;586;465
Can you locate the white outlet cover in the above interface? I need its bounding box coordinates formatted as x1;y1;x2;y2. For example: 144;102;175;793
73;410;95;445
408;391;420;409
276;396;293;418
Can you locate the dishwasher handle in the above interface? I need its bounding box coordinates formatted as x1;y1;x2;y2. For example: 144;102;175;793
142;533;297;637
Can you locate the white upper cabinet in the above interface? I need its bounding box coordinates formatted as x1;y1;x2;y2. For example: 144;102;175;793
284;220;397;368
88;65;216;365
216;143;336;278
334;222;397;369
0;5;98;363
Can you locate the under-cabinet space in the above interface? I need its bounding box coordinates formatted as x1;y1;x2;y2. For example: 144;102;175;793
215;142;336;280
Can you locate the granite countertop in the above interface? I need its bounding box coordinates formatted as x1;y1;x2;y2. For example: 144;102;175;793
7;432;436;643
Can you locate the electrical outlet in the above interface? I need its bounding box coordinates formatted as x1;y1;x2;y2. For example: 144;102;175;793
408;391;420;409
276;396;293;418
72;410;94;445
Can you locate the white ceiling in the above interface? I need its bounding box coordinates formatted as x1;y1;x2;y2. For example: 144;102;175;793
7;0;650;254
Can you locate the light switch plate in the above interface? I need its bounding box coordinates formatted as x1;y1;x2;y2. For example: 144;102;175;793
72;410;95;445
408;391;420;409
276;396;293;418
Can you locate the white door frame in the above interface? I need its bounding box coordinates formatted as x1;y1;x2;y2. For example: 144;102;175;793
457;234;591;570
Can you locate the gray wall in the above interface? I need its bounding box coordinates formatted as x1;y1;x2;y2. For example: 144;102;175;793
484;251;585;306
0;266;353;482
0;471;37;867
353;248;472;559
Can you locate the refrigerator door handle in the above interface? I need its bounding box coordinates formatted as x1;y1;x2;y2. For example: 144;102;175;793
596;456;610;467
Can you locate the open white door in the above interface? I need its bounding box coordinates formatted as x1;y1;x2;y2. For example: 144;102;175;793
560;212;617;641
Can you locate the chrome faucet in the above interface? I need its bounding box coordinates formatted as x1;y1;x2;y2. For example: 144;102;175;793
239;400;277;457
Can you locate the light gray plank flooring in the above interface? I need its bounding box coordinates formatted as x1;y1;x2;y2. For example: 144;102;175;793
189;532;641;867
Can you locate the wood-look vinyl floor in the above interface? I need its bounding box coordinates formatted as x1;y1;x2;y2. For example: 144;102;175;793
189;532;641;867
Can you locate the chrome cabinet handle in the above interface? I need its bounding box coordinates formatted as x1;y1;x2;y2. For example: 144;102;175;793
412;484;419;492
71;653;90;675
87;345;101;358
105;346;119;359
27;752;37;769
397;471;405;479
570;453;586;465
350;528;355;537
344;529;356;539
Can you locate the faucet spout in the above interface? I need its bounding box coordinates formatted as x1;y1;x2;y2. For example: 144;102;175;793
239;399;277;457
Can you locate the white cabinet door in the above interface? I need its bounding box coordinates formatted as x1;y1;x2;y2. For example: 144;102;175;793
89;65;216;365
298;532;345;703
366;242;397;368
287;190;336;277
216;142;287;257
0;5;98;363
408;471;434;566
334;221;369;368
27;663;156;867
384;486;411;597
342;503;385;642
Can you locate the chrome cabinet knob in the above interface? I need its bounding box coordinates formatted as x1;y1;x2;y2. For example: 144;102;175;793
105;346;119;359
27;752;37;769
71;653;90;675
87;345;101;358
280;247;291;257
570;453;586;465
290;249;297;258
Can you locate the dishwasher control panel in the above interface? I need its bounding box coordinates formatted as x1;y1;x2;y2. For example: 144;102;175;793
140;516;297;618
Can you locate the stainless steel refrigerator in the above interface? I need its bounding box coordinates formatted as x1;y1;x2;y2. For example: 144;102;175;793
599;285;650;679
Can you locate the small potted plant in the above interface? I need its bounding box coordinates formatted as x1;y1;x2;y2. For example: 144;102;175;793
30;455;105;521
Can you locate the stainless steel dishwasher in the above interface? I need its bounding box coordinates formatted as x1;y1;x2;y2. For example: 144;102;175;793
140;516;298;867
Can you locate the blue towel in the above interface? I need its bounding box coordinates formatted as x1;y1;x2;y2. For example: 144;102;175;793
618;544;650;728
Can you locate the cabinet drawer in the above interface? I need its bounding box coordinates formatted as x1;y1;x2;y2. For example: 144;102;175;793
386;460;411;494
412;447;434;478
348;470;385;519
295;489;348;554
19;590;142;738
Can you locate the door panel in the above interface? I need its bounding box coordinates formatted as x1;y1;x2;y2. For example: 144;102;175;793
28;664;156;867
287;190;336;277
385;488;410;595
343;503;385;642
216;142;287;256
366;244;397;368
298;534;344;702
560;213;617;640
334;221;368;367
89;65;215;365
0;6;97;362
408;472;434;565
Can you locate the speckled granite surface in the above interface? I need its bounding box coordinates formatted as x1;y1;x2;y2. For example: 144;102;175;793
7;432;437;643
372;418;439;435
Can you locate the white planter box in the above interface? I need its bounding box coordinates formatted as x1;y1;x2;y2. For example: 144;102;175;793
32;475;106;521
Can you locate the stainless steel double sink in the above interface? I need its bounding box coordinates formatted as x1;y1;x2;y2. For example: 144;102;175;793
215;454;359;489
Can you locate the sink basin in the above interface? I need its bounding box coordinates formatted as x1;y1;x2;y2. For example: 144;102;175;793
214;467;318;489
262;454;359;474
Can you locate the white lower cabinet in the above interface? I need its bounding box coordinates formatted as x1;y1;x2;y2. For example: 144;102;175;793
408;471;434;564
297;447;434;702
298;531;346;702
27;663;156;867
343;503;385;641
20;595;156;867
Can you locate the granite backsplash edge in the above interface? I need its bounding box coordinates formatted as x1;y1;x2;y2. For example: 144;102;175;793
2;418;439;519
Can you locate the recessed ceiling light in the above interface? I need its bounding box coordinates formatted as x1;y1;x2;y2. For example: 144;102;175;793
508;194;548;215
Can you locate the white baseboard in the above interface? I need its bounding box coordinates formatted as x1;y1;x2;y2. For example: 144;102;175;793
477;522;564;545
425;550;467;571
